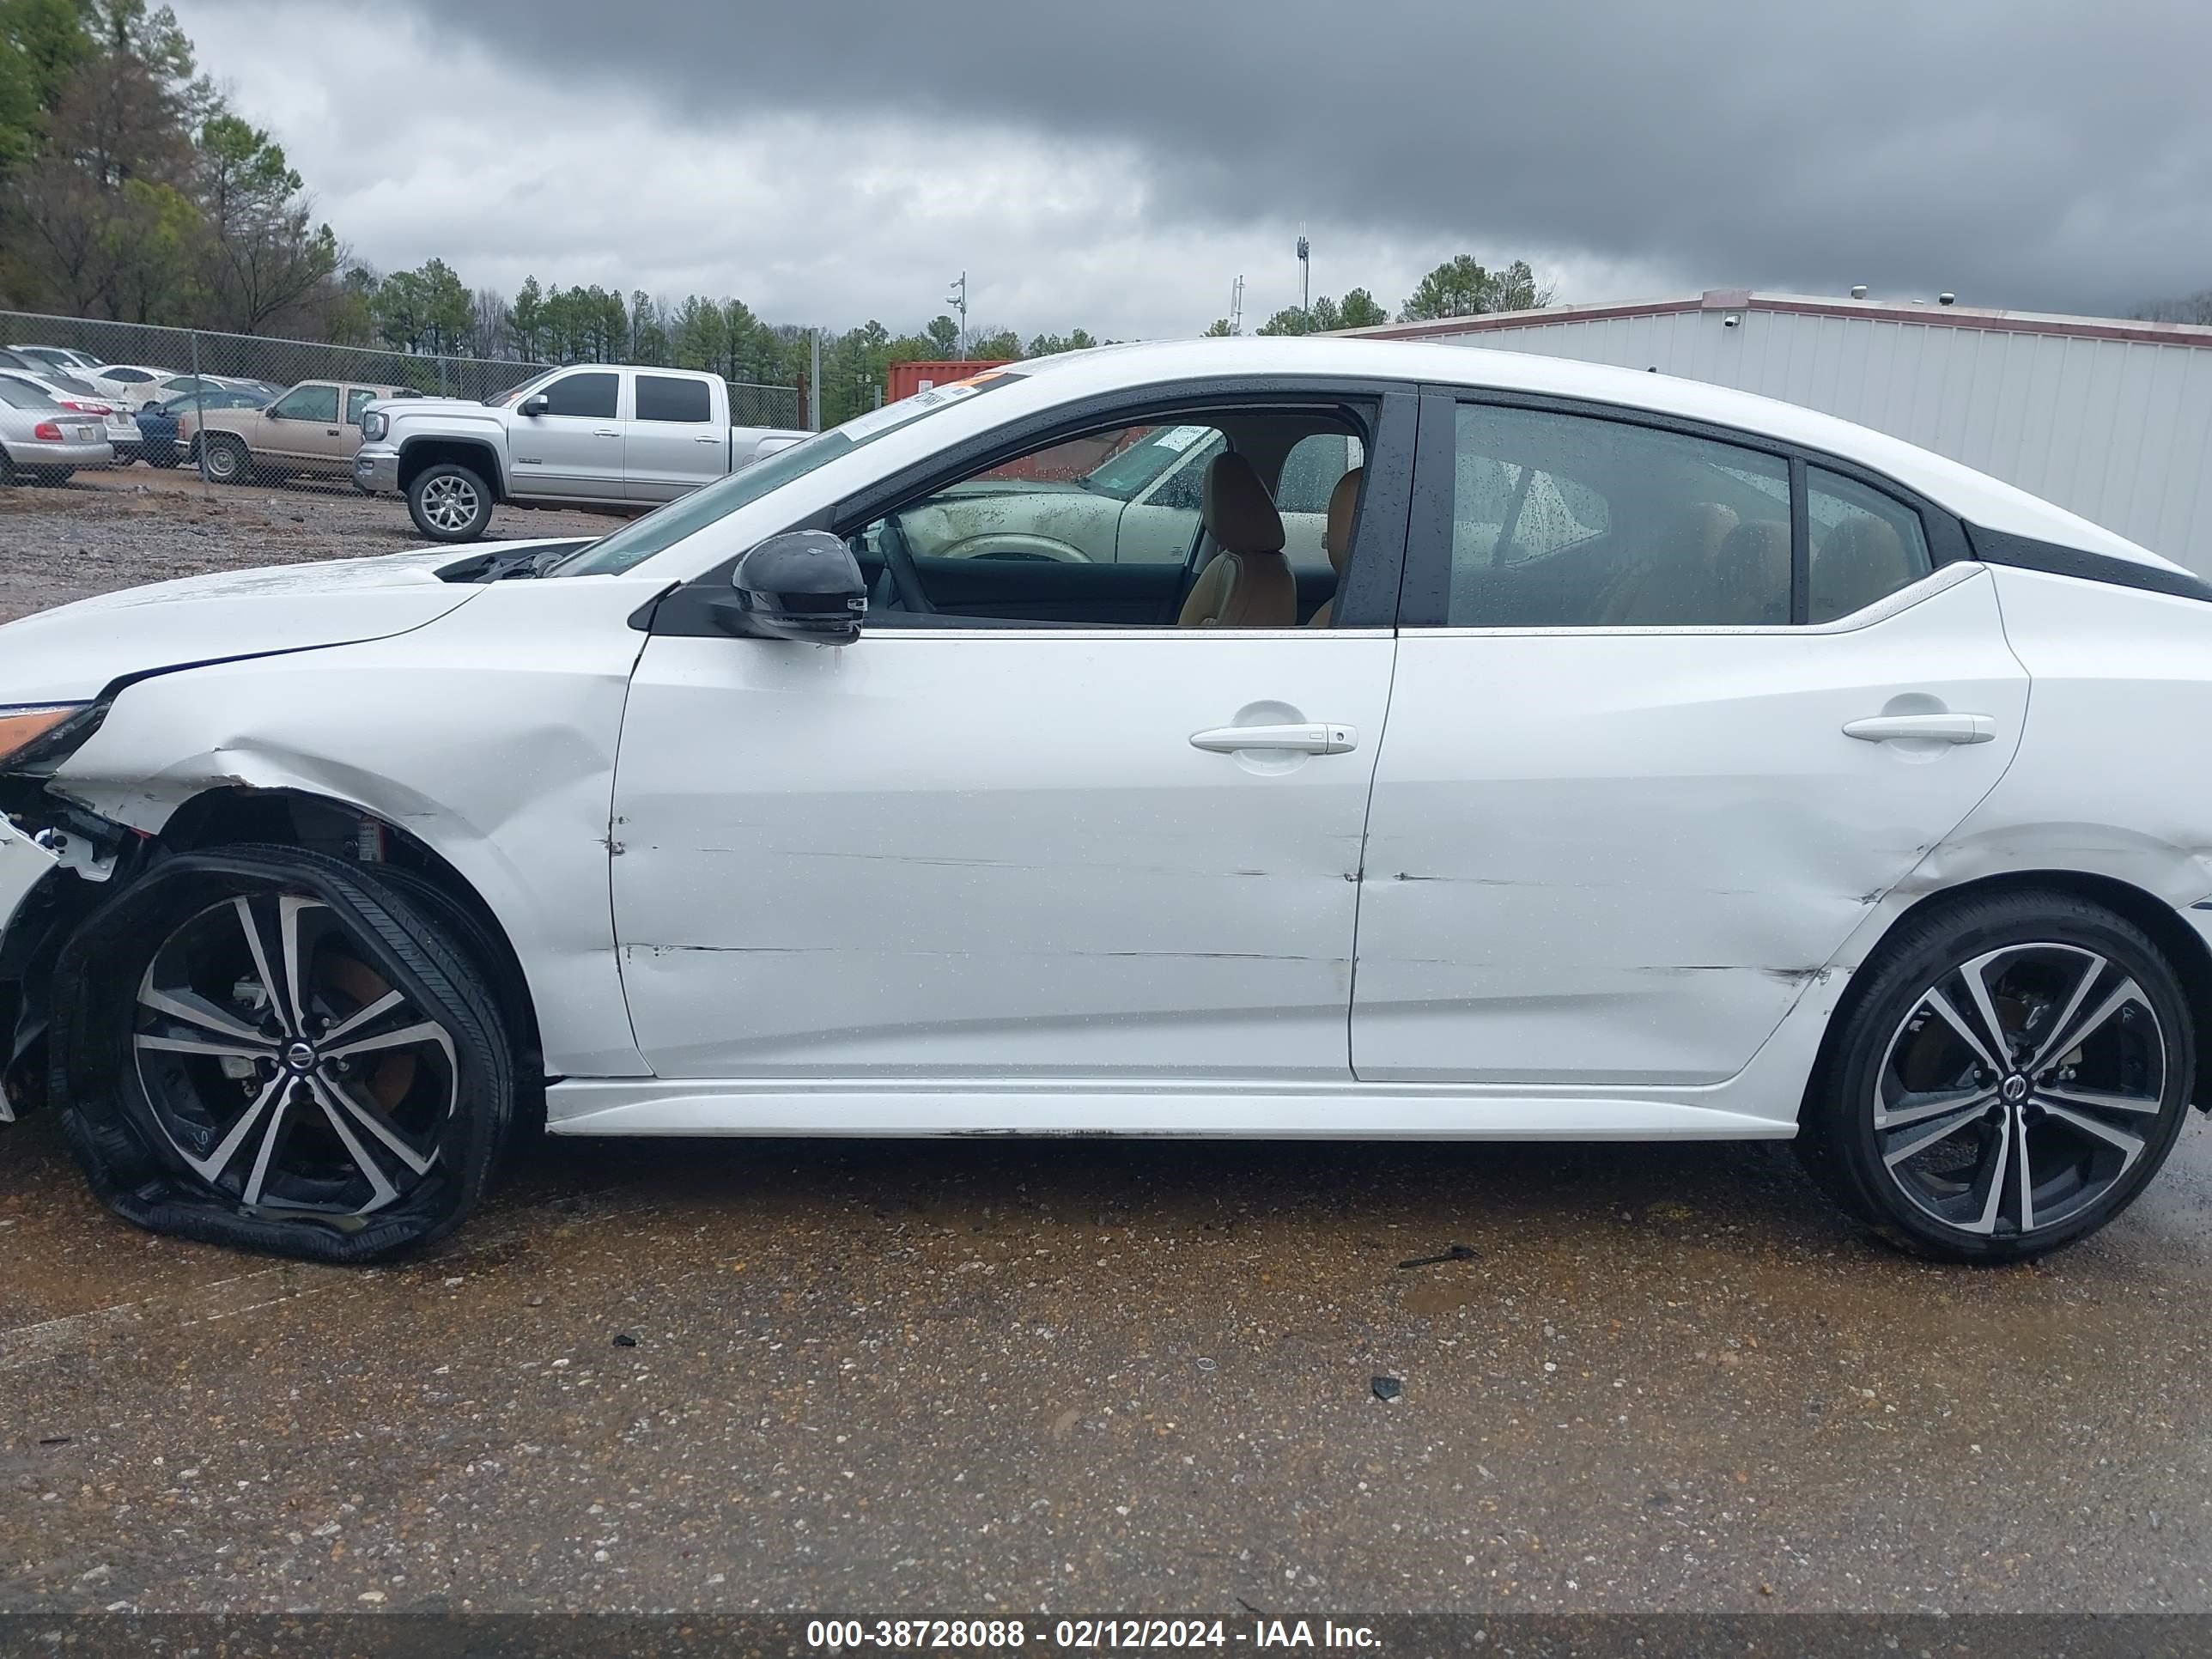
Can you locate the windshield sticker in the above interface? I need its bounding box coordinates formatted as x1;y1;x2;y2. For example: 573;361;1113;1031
1154;424;1211;453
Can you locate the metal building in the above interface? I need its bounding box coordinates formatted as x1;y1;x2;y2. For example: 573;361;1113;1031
1358;291;2212;575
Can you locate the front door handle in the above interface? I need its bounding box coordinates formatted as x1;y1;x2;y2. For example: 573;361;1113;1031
1190;722;1358;757
594;428;621;438
1843;713;1996;745
695;434;722;444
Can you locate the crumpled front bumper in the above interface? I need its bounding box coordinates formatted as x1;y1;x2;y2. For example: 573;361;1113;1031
0;818;61;1123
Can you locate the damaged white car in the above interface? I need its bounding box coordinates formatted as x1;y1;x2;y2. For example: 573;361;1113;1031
4;337;2211;1264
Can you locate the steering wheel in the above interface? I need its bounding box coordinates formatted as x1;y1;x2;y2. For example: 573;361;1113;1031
875;511;934;614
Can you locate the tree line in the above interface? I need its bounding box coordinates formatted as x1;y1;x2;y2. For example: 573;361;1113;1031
1;2;1561;429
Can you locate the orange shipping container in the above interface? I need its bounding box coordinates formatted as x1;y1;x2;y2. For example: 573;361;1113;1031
884;359;1014;404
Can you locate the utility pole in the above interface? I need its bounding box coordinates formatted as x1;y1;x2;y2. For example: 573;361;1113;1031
1230;274;1244;335
945;270;969;359
1296;230;1310;315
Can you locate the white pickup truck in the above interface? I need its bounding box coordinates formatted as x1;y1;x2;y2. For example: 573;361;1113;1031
353;363;808;543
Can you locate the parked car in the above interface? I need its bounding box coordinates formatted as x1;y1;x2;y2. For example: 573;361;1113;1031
5;337;2212;1267
136;386;270;469
81;364;180;409
353;363;808;544
0;377;112;484
0;369;137;462
192;378;411;486
10;344;107;374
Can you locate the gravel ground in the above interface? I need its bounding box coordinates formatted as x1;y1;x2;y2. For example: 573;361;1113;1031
0;466;622;624
3;467;2211;1620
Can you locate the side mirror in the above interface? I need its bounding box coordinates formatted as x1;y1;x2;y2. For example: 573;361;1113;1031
519;393;550;416
720;531;867;644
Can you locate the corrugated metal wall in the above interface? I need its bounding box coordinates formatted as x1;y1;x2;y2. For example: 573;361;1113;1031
1428;310;2212;574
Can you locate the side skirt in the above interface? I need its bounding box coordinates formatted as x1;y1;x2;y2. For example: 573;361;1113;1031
544;1079;1796;1141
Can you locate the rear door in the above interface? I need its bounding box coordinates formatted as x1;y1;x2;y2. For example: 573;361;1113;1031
511;369;623;499
1352;392;2030;1087
623;372;724;502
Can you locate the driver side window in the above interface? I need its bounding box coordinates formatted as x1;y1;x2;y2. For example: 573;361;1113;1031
846;408;1371;629
271;384;339;422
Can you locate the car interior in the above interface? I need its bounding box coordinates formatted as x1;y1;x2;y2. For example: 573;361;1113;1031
844;404;1372;629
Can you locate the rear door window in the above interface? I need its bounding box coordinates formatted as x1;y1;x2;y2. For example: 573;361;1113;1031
635;374;714;423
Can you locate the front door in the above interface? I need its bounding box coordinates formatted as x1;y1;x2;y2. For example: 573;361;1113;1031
1352;396;2031;1086
609;389;1415;1112
259;382;341;463
512;369;623;499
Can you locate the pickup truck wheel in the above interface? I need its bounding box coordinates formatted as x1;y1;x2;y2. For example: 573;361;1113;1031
409;463;494;543
50;846;514;1262
201;434;250;485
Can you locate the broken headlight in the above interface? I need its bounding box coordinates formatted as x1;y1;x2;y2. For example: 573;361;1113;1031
0;702;105;775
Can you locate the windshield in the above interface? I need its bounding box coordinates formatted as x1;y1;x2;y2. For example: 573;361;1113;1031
555;369;1027;576
483;367;565;408
1079;424;1214;501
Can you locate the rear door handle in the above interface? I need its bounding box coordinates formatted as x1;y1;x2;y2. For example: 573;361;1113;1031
1843;713;1996;744
1190;722;1358;756
594;428;621;438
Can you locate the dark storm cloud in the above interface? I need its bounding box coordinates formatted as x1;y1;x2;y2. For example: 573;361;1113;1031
384;0;2212;315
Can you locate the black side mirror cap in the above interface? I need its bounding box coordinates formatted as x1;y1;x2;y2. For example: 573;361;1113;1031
717;530;867;644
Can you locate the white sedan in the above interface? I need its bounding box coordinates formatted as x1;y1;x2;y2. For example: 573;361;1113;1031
2;337;2206;1264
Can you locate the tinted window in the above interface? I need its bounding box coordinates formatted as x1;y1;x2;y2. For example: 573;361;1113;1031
1808;469;1933;622
542;372;618;419
345;387;380;425
635;374;713;423
271;384;340;422
0;380;57;409
1446;404;1791;627
107;368;153;383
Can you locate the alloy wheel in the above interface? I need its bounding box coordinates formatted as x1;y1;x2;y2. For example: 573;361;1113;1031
421;475;480;532
131;893;459;1217
1874;943;2169;1238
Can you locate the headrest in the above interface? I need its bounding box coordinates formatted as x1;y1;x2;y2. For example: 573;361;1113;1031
1324;467;1364;574
1202;453;1285;554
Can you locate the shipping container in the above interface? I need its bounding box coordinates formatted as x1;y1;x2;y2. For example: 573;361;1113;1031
884;359;1015;405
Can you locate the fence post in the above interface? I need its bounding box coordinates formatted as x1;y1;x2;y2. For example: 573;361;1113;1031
189;331;210;487
809;330;823;432
437;356;448;398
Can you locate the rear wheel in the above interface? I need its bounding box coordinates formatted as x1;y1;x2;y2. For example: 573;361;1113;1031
52;846;514;1262
1796;890;2195;1261
201;434;251;485
408;462;495;542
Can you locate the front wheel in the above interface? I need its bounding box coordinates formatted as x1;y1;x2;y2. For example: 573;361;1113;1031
200;434;251;485
51;846;514;1261
408;462;495;543
1796;890;2196;1261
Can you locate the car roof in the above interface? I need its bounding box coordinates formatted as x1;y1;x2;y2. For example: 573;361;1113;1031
1013;337;2179;574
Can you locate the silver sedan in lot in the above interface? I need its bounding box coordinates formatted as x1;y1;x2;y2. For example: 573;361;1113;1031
0;380;113;484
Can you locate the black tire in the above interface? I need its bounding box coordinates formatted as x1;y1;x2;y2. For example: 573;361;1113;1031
407;461;495;543
49;845;514;1262
201;434;251;485
1796;889;2196;1262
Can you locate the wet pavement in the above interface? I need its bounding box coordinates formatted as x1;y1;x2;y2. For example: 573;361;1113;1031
3;1107;2209;1615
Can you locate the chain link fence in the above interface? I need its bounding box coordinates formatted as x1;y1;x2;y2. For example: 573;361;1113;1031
0;307;803;494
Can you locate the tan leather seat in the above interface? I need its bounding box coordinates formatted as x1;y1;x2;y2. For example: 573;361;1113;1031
1597;502;1738;624
1713;519;1791;623
1811;515;1916;621
1307;466;1364;627
1178;453;1297;628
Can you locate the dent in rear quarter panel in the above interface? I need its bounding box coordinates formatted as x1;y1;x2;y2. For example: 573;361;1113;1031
1914;567;2212;907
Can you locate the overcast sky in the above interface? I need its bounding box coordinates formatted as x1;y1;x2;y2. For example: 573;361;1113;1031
170;0;2212;341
